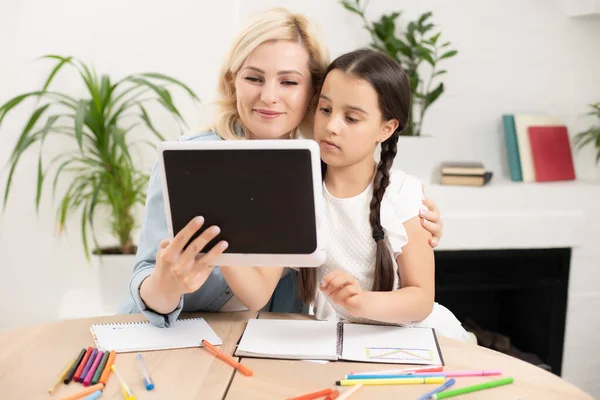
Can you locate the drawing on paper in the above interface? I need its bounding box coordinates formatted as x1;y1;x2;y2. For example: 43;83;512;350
365;347;433;361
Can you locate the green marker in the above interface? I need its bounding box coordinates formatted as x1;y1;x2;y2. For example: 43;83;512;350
432;377;514;399
91;351;110;385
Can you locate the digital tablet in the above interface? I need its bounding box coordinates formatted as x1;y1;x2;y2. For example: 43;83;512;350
158;139;325;267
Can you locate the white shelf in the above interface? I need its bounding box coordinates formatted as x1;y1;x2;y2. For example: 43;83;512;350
424;180;599;250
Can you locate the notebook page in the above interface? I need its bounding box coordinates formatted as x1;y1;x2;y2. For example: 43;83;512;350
235;319;339;360
90;318;222;353
341;324;442;365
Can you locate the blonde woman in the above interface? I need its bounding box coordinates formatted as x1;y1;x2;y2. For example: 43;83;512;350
121;8;444;327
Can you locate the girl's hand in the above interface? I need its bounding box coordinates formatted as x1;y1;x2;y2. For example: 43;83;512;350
153;216;229;297
320;269;365;317
420;198;443;248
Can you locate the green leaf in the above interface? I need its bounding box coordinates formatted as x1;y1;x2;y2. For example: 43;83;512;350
341;1;362;15
50;157;77;201
439;50;458;60
74;100;88;151
373;21;390;42
390;37;412;58
429;33;441;45
110;82;150;108
425;83;445;108
415;46;435;66
81;197;91;262
441;41;451;48
406;22;418;46
139;105;166;141
409;71;420;95
420;23;435;34
418;11;433;25
3;162;19;211
39;55;73;92
389;12;401;21
126;77;184;123
0;92;42;128
140;73;200;102
9;104;51;163
35;154;44;211
574;128;600;151
3;114;57;210
87;181;102;254
75;60;103;112
99;75;113;110
435;69;448;76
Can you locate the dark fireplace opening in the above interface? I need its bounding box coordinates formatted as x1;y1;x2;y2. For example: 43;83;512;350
434;248;570;376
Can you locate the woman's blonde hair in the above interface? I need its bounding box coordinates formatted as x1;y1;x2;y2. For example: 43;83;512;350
212;7;330;140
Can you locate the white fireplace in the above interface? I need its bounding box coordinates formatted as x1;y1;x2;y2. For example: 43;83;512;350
425;179;600;397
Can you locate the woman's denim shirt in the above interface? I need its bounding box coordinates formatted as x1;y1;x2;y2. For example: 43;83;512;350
123;132;305;327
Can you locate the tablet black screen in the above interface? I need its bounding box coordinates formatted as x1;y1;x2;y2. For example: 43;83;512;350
163;148;318;255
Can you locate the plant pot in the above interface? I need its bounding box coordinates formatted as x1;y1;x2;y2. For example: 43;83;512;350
377;135;439;182
92;252;136;313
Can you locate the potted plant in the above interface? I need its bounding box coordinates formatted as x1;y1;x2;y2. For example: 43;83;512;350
574;102;600;168
0;55;199;311
341;0;458;180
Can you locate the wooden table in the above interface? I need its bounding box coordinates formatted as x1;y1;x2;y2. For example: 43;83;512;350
227;313;594;400
0;311;255;400
0;311;593;399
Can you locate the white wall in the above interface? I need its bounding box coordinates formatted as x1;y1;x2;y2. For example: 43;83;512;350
1;0;599;390
0;0;241;330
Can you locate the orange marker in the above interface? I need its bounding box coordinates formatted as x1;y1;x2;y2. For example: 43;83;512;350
288;388;334;400
325;390;340;400
99;350;116;385
201;339;253;376
59;383;104;400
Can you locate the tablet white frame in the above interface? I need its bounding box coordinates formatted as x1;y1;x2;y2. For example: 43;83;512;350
158;139;326;267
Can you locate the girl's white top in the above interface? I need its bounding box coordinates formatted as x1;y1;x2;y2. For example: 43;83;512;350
313;169;469;342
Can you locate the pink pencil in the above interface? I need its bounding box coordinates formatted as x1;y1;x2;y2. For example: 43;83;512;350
83;351;104;386
445;369;501;378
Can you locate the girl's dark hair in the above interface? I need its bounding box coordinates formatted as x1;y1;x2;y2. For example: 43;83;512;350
299;48;411;304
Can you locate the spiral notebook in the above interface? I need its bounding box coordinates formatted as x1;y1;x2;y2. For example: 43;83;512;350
90;318;222;353
235;319;444;365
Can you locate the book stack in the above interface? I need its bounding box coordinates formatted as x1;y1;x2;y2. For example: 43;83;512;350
439;162;493;186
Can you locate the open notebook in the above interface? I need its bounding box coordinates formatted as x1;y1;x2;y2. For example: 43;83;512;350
90;318;222;353
235;319;444;366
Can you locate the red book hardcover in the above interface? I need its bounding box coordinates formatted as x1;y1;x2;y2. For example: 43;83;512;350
527;125;576;182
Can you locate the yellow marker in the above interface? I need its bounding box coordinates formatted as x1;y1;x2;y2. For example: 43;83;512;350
48;358;76;393
122;387;136;400
111;364;137;400
337;377;445;386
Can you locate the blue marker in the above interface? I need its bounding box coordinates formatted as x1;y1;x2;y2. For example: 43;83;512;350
417;378;456;400
83;390;103;400
136;354;155;390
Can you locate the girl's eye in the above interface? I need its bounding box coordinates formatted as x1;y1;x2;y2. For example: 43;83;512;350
281;81;298;86
245;77;262;83
319;107;331;114
346;116;358;123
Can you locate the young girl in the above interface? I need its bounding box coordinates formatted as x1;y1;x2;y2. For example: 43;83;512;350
301;48;468;341
227;48;468;341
